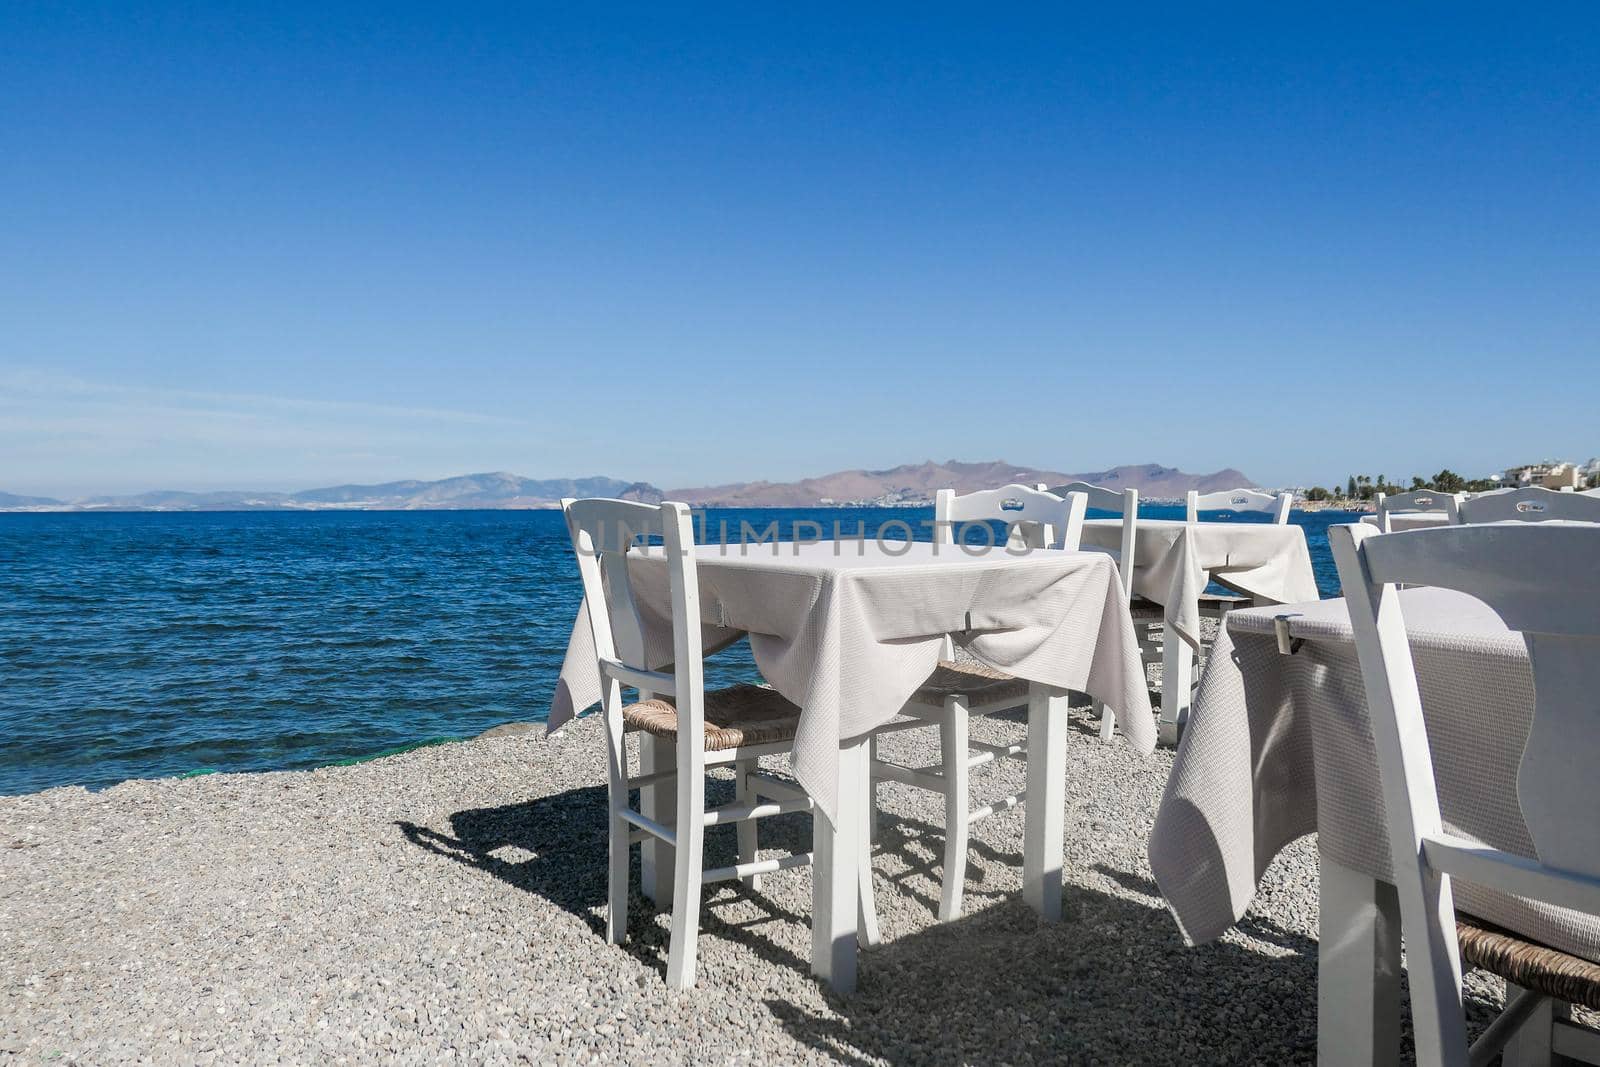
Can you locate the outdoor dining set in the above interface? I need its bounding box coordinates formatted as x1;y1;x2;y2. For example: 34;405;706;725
549;480;1600;1066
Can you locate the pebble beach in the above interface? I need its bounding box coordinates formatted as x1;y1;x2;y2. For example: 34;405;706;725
0;695;1518;1065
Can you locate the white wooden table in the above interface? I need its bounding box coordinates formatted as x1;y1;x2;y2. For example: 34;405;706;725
1148;588;1600;1065
1079;517;1318;737
553;539;1155;993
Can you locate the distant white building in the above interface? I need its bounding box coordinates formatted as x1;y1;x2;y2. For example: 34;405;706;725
1499;461;1580;490
1582;458;1600;488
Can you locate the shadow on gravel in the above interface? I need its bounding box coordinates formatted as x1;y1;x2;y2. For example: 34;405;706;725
764;888;1331;1066
398;786;617;934
396;785;1507;1063
766;876;1506;1066
396;778;823;980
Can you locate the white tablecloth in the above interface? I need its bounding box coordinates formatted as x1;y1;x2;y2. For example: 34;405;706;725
1148;587;1600;963
1079;519;1319;647
552;541;1156;820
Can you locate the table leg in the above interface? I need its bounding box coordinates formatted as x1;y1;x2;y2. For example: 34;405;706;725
1160;631;1194;746
812;736;868;994
1318;851;1402;1067
639;733;676;907
1022;685;1067;921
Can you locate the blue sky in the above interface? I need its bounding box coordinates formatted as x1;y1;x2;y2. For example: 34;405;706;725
3;4;1596;496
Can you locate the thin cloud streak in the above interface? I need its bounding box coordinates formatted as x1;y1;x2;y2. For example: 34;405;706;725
0;369;530;427
0;367;543;496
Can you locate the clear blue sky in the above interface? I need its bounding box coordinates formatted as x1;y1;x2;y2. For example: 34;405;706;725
3;3;1595;496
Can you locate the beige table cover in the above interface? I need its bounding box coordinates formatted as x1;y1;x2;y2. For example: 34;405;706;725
1148;587;1600;963
1079;519;1319;647
551;540;1155;820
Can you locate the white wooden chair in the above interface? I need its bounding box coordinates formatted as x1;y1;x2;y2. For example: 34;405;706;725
563;497;873;988
1186;487;1293;525
1458;485;1600;525
1331;522;1600;1066
1051;481;1160;742
1178;488;1295;698
869;484;1088;920
1374;489;1462;532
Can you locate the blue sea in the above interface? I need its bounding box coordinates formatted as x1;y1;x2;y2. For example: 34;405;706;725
0;506;1353;796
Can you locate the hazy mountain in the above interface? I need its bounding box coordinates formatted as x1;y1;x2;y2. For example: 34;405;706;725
0;491;63;508
77;489;294;509
669;460;1253;506
0;462;1257;512
1;473;649;512
290;472;642;508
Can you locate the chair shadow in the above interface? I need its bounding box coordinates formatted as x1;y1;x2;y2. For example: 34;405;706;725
870;812;1028;915
398;783;1506;1063
396;778;821;979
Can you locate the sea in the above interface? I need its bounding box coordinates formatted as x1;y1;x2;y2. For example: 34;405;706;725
0;506;1353;796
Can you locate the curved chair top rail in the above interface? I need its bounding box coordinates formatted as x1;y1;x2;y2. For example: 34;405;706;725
1375;490;1462;532
935;483;1088;551
563;497;684;552
1186;488;1293;524
1048;481;1138;515
1458;485;1600;525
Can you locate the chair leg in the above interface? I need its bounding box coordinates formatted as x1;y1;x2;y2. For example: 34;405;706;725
938;695;970;921
1096;701;1116;742
1500;984;1558;1067
604;716;630;946
732;758;764;895
665;754;706;990
735;758;761;891
859;796;881;947
1394;870;1472;1066
639;733;676;908
868;734;881;845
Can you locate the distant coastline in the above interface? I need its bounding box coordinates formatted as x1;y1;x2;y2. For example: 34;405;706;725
0;460;1263;514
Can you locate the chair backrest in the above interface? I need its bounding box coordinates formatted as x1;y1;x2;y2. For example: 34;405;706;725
1049;482;1139;597
561;498;704;756
1186;488;1292;524
934;483;1088;551
1458;485;1600;524
1373;489;1462;532
1330;522;1600;1065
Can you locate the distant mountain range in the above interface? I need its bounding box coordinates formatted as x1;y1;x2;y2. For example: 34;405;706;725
665;460;1252;507
0;461;1255;512
0;474;652;512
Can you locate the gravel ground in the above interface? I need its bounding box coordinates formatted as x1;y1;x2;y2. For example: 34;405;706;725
1;697;1516;1065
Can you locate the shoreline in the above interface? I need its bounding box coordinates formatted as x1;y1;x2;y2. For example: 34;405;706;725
0;501;1382;516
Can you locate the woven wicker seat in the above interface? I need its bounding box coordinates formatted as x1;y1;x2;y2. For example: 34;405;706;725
622;684;801;752
1458;914;1600;1012
911;660;1030;705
